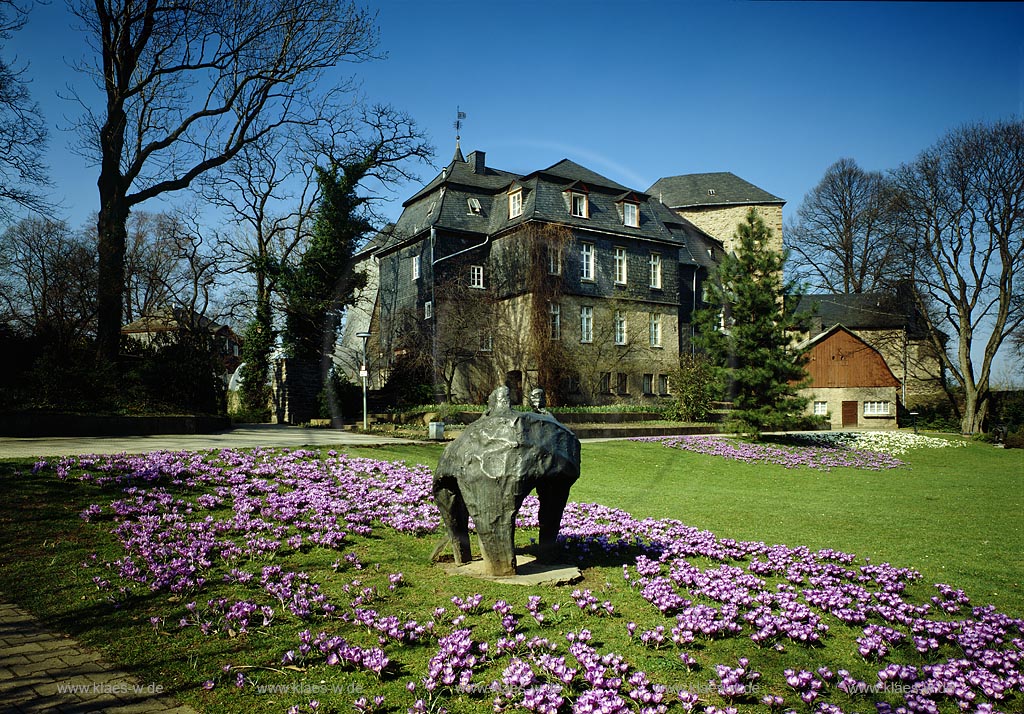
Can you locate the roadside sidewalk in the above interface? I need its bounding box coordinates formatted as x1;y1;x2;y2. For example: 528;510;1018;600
0;597;198;713
0;424;420;459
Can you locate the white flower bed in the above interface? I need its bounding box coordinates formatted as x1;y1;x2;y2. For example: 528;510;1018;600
794;431;968;456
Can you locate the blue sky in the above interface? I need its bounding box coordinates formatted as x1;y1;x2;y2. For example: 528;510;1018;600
9;0;1023;231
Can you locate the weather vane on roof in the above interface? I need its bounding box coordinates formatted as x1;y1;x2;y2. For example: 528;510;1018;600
454;107;467;141
452;107;467;161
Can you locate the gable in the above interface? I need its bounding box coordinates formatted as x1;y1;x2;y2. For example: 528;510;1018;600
804;326;900;388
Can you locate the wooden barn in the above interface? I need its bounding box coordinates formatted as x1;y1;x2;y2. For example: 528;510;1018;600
797;324;900;430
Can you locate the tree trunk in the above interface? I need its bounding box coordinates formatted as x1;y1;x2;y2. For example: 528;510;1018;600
95;91;129;365
961;387;990;435
96;195;130;364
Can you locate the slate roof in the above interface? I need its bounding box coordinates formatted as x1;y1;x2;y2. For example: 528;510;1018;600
796;293;915;332
370;149;724;267
647;172;784;209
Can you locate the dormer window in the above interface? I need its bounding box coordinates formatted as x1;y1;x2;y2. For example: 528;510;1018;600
623;201;639;227
564;182;590;218
570;192;589;218
508;189;523;218
615;192;641;227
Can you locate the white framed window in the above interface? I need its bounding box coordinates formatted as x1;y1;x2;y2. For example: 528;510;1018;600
549;303;561;340
469;264;485;289
649;312;662;347
643;373;654;395
614;247;627;285
658;374;669;394
570;192;588;218
479;331;493;352
580;306;593;343
467;197;483;215
412;254;421;281
614;311;627;345
649;252;662;289
864;401;890;416
548;246;562;275
580;242;595;281
424;300;433;319
508;190;523;219
623;201;639;227
813;401;828;416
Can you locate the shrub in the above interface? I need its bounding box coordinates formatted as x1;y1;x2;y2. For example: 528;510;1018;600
664;354;716;422
1005;427;1024;449
121;332;226;415
903;402;960;432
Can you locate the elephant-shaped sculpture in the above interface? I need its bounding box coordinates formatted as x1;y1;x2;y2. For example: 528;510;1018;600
432;386;581;577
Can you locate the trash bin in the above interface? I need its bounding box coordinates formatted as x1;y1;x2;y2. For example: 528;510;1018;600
428;422;445;440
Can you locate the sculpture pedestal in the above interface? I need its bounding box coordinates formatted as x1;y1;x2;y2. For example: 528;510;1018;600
440;554;583;587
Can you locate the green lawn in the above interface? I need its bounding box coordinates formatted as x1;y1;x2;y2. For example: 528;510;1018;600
340;437;1023;617
0;434;1020;714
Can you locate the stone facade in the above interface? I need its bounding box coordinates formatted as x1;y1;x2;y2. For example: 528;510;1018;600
802;385;900;430
340;150;732;406
673;204;784;256
271;358;322;425
852;328;947;407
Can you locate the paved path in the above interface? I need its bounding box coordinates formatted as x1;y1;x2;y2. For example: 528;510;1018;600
0;426;428;712
0;598;198;713
0;424;421;459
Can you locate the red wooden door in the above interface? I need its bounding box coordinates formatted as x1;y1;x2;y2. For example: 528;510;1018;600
842;401;858;428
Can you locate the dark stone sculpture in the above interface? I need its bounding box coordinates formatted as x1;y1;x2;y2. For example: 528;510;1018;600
432;386;581;576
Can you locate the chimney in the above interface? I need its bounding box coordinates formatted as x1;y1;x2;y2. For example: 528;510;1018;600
467;150;486;175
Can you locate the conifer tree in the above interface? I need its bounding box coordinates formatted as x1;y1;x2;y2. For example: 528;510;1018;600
281;159;372;360
695;209;809;436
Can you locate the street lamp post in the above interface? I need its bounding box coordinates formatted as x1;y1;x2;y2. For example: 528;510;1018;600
356;332;371;431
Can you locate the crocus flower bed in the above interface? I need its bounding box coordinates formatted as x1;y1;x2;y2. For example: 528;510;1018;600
634;432;967;469
32;445;1021;714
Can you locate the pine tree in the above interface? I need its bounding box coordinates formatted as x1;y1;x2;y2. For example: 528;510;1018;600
695;209;808;436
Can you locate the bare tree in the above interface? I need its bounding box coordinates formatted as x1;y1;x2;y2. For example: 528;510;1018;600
787;158;907;293
119;209;227;324
0;216;96;347
202;105;430;415
0;0;49;221
891;119;1024;434
68;0;383;363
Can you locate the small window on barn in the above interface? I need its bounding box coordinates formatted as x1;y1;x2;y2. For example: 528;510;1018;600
863;401;890;416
